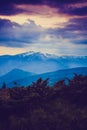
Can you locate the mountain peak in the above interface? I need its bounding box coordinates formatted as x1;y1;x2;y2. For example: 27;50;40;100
18;51;35;57
16;51;59;60
0;51;87;76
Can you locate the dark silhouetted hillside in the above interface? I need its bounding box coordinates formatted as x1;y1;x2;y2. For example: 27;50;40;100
0;74;87;130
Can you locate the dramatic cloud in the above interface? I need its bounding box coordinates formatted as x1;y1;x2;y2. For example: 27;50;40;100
0;0;87;55
0;0;44;15
48;17;87;45
60;5;87;16
0;19;45;47
0;17;87;47
0;0;87;16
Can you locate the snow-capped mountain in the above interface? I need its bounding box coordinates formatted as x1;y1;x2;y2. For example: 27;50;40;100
16;51;59;60
0;51;87;76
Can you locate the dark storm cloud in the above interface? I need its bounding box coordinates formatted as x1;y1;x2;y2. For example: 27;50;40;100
0;19;44;47
47;17;87;44
0;19;19;28
60;18;87;33
0;16;87;48
46;0;87;16
0;0;87;16
12;0;44;5
45;0;86;7
0;0;44;15
60;6;87;16
0;2;24;15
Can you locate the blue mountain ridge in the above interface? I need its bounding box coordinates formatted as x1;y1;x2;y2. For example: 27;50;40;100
0;51;87;76
6;67;87;88
0;68;35;87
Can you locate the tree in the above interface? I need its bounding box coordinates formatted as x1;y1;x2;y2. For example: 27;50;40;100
31;78;49;88
54;80;65;90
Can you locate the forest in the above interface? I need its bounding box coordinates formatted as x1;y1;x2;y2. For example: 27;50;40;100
0;74;87;130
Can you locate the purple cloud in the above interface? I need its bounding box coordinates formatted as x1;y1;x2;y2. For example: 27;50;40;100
0;0;87;16
0;19;45;47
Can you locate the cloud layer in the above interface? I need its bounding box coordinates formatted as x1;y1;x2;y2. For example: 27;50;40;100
0;17;87;55
0;19;45;47
0;0;87;55
0;0;87;16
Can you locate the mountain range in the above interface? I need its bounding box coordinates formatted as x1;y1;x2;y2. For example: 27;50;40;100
0;67;87;88
0;51;87;76
0;51;87;87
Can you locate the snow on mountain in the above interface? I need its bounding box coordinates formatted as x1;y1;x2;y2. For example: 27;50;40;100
0;51;87;76
16;51;59;61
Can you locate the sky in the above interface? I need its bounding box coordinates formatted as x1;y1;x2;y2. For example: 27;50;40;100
0;0;87;56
